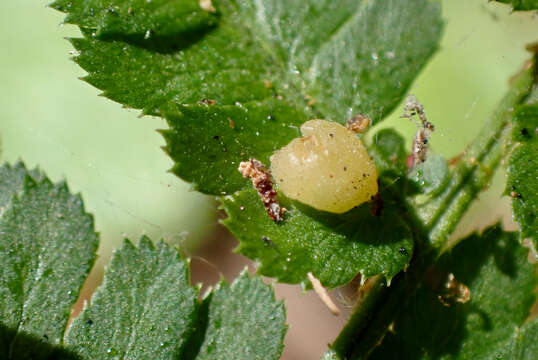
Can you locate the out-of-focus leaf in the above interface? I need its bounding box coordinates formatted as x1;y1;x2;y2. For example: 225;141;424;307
54;0;443;195
221;188;413;288
0;162;98;359
494;0;538;11
497;318;538;359
505;104;537;253
369;225;538;359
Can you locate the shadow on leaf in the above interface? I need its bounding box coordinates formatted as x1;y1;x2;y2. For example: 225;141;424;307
369;224;534;359
83;26;216;54
0;323;82;360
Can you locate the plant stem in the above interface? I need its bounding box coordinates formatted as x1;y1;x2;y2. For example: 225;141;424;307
427;58;536;247
324;54;536;360
324;276;387;360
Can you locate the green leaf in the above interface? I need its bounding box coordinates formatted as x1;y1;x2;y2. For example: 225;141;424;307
52;0;442;287
497;318;538;359
0;162;43;208
195;271;286;360
65;239;286;359
54;0;443;195
0;162;98;358
221;187;414;288
51;0;218;39
0;162;287;359
65;237;198;359
506;104;538;253
494;0;538;11
320;62;538;359
369;129;408;178
159;99;307;194
369;225;538;359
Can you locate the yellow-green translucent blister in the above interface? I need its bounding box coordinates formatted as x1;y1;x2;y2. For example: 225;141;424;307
270;119;378;213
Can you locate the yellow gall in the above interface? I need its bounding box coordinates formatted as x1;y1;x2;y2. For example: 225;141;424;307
270;120;378;213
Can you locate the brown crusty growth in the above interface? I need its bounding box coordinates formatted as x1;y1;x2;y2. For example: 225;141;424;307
238;158;286;222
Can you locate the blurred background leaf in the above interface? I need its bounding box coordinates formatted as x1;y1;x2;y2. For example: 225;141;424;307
494;0;538;11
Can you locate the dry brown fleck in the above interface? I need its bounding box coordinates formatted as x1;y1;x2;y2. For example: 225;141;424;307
346;114;371;133
426;269;470;307
437;273;470;307
238;158;286;222
197;98;216;106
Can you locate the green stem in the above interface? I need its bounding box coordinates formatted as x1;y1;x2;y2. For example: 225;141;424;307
324;276;387;360
416;59;536;248
324;55;536;360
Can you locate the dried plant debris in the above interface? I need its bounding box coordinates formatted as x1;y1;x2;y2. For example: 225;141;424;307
426;269;470;307
308;272;341;316
401;95;435;167
346;114;372;134
238;158;286;222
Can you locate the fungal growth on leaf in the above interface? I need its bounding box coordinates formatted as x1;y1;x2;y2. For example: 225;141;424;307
270;119;378;214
